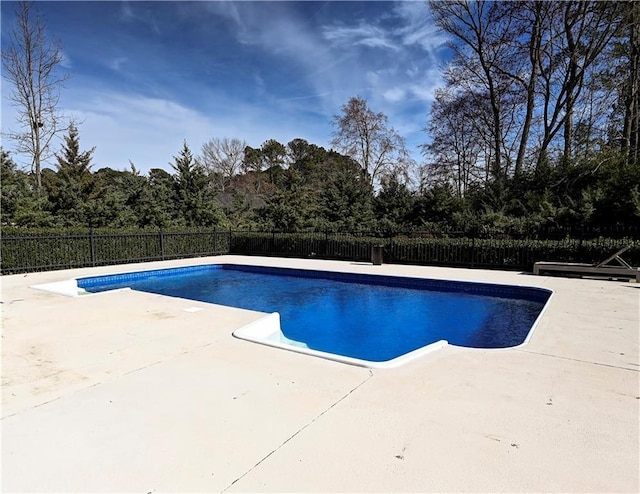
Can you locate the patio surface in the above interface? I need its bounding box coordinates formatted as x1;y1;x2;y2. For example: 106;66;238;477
1;255;638;492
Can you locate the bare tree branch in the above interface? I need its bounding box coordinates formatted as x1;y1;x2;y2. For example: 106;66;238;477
1;0;70;189
199;137;247;193
331;96;413;188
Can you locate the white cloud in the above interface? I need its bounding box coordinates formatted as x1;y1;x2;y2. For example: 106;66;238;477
322;23;398;51
365;70;381;87
59;50;73;70
186;2;441;120
409;83;437;102
383;87;406;103
62;92;216;171
59;88;332;174
408;66;444;102
1;81;333;175
119;1;135;22
118;1;161;35
231;2;443;161
392;2;449;54
109;57;128;72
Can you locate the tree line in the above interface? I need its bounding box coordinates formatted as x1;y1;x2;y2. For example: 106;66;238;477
1;1;639;235
3;118;637;235
1;123;409;232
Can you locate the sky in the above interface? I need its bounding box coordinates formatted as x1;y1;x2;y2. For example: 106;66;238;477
1;0;449;175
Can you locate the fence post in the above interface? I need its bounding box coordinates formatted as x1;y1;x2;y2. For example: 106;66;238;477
89;229;96;267
578;224;585;262
471;233;476;269
159;228;165;260
213;228;218;255
228;228;232;254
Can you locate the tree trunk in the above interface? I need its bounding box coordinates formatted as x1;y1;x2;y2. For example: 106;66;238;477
623;2;640;165
563;2;580;166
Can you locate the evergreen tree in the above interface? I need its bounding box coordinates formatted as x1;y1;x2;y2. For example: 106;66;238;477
318;156;375;231
136;168;178;228
374;175;416;233
92;165;149;228
260;168;317;230
1;148;54;226
171;141;225;227
412;183;464;230
46;123;98;226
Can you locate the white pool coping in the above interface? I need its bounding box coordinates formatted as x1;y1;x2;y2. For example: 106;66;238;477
29;273;451;369
29;263;550;369
232;312;449;369
31;279;88;297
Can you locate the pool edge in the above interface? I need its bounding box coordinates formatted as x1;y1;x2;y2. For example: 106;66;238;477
232;312;449;369
31;260;554;368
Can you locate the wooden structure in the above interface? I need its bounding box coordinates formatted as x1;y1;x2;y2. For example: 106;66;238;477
533;245;639;281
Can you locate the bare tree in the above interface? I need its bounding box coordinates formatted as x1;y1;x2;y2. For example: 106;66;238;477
1;1;70;189
598;2;640;165
491;0;549;176
430;0;516;180
422;88;485;197
199;137;246;192
429;0;622;176
331;96;412;188
621;1;640;165
543;1;621;165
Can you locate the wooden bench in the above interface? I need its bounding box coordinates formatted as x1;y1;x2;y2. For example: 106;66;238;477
533;245;639;281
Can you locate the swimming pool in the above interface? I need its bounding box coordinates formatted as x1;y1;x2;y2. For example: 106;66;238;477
74;264;552;368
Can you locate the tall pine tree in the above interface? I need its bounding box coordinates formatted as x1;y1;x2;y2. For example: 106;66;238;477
46;123;97;226
171;141;225;227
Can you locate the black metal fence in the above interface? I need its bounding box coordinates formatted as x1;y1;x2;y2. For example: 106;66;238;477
0;229;230;274
1;228;638;274
230;230;640;271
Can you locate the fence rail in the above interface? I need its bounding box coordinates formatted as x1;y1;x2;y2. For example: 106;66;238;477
1;228;638;274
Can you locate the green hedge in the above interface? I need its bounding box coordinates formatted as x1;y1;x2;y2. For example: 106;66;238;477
387;236;640;269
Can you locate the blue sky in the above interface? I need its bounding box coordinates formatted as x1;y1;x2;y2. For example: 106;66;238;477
1;1;448;174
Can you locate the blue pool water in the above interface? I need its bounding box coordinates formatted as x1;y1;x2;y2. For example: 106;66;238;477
78;264;551;363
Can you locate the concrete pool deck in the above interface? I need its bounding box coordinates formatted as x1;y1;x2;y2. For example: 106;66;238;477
1;255;638;492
